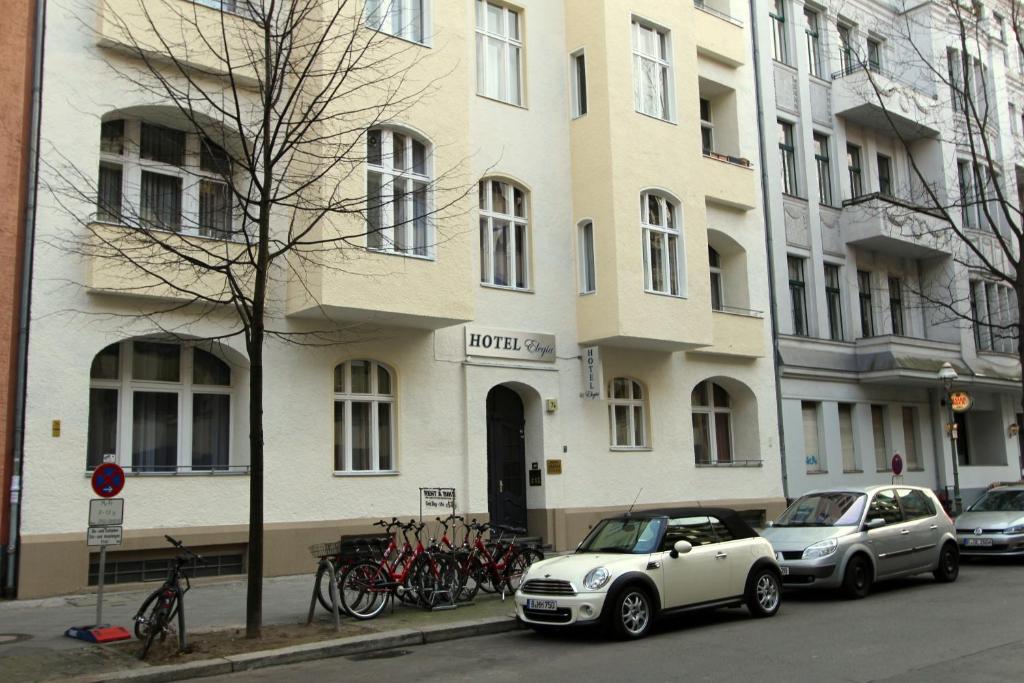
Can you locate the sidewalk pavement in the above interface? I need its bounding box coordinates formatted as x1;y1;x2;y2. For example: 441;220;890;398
0;573;520;682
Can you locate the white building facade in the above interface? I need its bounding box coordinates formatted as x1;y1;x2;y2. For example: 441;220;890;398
17;0;784;598
753;0;1023;506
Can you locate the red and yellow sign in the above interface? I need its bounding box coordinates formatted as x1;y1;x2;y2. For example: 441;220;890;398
949;391;972;413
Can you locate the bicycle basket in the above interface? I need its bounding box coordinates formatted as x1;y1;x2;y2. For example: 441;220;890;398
308;541;343;559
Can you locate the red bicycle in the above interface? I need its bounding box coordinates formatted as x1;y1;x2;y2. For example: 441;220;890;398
457;520;543;598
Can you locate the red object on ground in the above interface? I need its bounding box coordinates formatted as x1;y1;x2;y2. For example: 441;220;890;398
90;462;125;498
64;625;132;643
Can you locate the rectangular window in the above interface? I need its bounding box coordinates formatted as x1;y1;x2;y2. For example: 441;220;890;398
87;388;118;470
97;163;123;223
858;270;875;338
871;404;888;471
199;180;232;239
804;7;821;77
803;401;824;473
578;221;596;294
788;255;808;336
948;48;964;112
813;133;832;205
192;394;230;471
140;123;185;166
994;12;1007;43
970;280;988;350
877;154;892;196
476;1;523;106
132;391;179;473
902;407;921;470
1011;104;1017;135
838;24;854;73
847;144;863;198
140;171;182;231
824;264;843;341
700;98;713;154
889;277;905;336
770;0;788;64
838;403;857;472
632;19;672;121
709;247;723;311
571;50;587;118
958;159;977;229
366;0;426;44
867;38;882;71
778;121;798;196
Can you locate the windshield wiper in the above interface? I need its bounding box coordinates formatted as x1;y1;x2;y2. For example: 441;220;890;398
593;546;627;553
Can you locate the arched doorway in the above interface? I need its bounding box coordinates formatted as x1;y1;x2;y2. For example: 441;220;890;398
486;385;527;529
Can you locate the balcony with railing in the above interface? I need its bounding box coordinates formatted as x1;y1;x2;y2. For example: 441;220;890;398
840;192;951;258
693;1;746;67
695;307;766;358
831;63;939;140
701;153;757;210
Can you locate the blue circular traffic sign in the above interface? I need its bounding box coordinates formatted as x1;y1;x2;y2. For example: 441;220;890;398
91;463;125;498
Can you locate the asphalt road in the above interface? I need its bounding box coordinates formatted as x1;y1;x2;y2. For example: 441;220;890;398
195;558;1024;683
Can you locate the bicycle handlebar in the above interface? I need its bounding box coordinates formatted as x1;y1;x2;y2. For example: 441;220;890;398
164;535;205;564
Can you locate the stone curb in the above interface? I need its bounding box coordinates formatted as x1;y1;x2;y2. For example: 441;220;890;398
58;616;521;683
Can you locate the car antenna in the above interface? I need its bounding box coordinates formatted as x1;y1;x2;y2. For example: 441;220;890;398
625;488;643;518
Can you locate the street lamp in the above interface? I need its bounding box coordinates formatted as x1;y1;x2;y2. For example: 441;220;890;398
938;362;963;514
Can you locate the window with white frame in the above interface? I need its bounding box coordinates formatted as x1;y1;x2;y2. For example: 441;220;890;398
641;191;683;296
87;341;233;472
692;380;732;464
98;118;236;240
871;404;888;471
632;18;672;121
479;178;529;289
366;128;432;257
365;0;427;44
838;403;858;472
804;6;821;77
475;1;523;106
578;220;596;294
570;49;587;118
195;0;254;16
971;279;1019;353
770;0;788;64
700;98;714;154
802;401;824;473
609;377;647;449
334;360;395;472
902;406;922;470
709;246;723;311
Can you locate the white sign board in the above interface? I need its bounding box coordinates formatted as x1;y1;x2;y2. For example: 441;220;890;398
87;526;123;547
465;327;556;363
581;346;603;399
421;487;456;512
89;498;124;526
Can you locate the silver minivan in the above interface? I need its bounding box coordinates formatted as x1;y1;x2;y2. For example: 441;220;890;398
761;485;958;598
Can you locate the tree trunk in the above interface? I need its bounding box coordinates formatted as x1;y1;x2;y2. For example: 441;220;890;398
1017;279;1024;478
245;327;264;639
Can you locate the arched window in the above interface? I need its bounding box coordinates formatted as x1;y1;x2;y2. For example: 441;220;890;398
97;117;236;240
87;341;233;472
692;380;732;464
609;377;647;448
479;178;529;289
709;246;723;310
334;360;395;472
366;127;432;257
640;191;683;295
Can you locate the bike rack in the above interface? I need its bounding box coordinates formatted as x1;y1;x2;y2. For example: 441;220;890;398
306;557;342;632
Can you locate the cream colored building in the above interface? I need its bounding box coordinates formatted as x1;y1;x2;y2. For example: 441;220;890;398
18;0;783;598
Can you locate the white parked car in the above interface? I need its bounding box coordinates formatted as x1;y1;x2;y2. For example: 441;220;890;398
514;508;782;639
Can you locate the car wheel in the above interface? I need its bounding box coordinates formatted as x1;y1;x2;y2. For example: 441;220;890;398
745;568;781;618
932;542;960;583
841;555;872;600
605;586;653;640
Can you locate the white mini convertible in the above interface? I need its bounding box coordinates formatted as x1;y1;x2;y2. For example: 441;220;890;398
515;507;781;639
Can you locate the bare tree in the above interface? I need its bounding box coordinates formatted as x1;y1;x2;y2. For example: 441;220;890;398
840;1;1023;396
45;0;467;638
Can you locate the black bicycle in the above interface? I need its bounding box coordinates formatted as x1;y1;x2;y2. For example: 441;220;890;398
132;535;203;659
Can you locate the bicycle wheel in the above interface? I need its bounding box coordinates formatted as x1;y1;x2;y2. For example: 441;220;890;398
454;551;481;601
339;561;389;620
504;547;543;593
412;554;458;608
137;603;168;659
314;561;349;616
133;590;159;640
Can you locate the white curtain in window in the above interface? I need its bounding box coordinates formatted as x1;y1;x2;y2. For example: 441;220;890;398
872;405;888;470
839;404;857;471
802;402;822;472
192;394;230;470
132;391;178;472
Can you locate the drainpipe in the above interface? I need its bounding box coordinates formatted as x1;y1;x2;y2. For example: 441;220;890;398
5;0;46;597
749;0;789;500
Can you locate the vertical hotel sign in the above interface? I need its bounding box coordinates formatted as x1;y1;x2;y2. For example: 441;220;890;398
465;327;556;362
581;346;602;399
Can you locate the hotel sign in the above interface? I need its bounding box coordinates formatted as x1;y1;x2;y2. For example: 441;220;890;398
465;327;556;363
581;346;603;399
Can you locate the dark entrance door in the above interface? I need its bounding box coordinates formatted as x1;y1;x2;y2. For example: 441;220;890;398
486;386;527;529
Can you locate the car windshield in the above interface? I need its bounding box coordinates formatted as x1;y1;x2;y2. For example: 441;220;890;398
577;517;666;554
968;490;1024;512
774;492;867;527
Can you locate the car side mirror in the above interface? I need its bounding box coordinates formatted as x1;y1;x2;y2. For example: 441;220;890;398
669;540;693;559
864;518;886;530
766;521;774;528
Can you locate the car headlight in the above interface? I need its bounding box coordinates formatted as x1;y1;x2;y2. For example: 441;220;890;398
1004;525;1024;534
583;567;611;590
801;538;839;560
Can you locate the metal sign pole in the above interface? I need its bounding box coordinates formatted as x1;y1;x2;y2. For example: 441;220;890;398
95;544;106;626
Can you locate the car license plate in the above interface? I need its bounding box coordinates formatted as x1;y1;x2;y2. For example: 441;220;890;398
964;538;993;547
779;566;790;576
527;599;557;611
